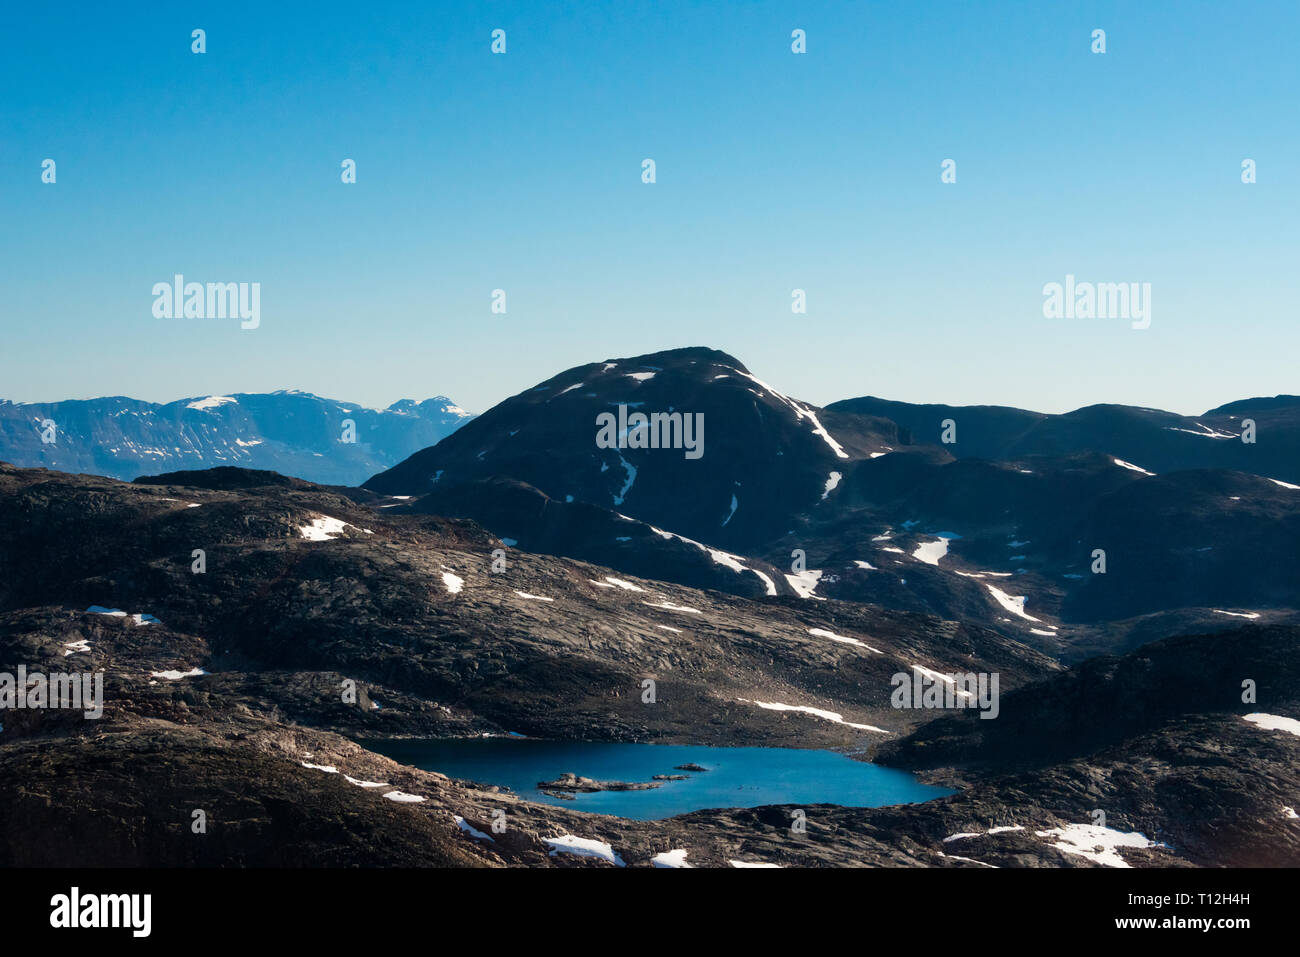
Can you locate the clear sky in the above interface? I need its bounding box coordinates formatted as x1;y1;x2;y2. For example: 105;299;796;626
3;1;1297;416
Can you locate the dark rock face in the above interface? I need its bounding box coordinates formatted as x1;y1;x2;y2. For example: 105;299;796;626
399;476;794;599
774;451;1300;658
0;391;472;486
356;349;1300;663
864;624;1300;869
876;624;1300;774
365;348;903;551
829;394;1300;484
0;464;1057;751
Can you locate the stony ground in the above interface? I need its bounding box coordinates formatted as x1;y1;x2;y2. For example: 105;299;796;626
0;464;1295;867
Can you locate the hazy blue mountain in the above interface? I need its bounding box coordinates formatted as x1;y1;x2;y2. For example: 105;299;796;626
0;391;473;486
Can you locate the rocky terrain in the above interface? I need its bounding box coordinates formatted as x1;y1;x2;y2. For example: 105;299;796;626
365;348;1300;660
0;461;1295;868
0;464;1057;748
1;346;1296;869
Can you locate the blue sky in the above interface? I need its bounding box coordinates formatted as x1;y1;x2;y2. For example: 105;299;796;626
3;1;1297;415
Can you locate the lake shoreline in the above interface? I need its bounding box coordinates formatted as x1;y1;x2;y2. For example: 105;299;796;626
360;736;954;821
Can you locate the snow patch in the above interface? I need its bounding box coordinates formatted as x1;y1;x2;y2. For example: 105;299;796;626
454;816;495;841
1113;458;1155;476
299;515;352;541
784;569;825;600
1166;423;1235;439
729;369;849;458
807;627;882;654
186;396;237;411
912;665;974;701
651;848;691;868
613;454;637;505
985;584;1040;622
151;668;207;680
721;493;739;526
821;472;842;501
602;577;645;592
643;600;700;614
643;522;777;596
345;776;389;788
1034;823;1159;868
912;538;950;566
738;698;888;733
544;834;625;866
1242;713;1300;737
87;606;160;625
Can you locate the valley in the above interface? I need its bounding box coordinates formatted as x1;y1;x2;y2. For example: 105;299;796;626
1;347;1296;868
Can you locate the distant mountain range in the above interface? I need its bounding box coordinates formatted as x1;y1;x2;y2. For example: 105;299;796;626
0;391;473;486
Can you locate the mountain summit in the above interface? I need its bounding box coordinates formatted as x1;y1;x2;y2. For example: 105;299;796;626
364;347;903;548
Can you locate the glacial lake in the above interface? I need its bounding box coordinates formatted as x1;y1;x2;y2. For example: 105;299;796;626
364;737;954;820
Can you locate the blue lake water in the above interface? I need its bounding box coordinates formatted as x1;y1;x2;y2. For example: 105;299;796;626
364;737;954;820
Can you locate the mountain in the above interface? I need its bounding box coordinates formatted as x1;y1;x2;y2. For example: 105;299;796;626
364;348;1300;659
828;394;1300;484
0;391;473;486
364;347;904;551
776;450;1300;659
869;623;1300;867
